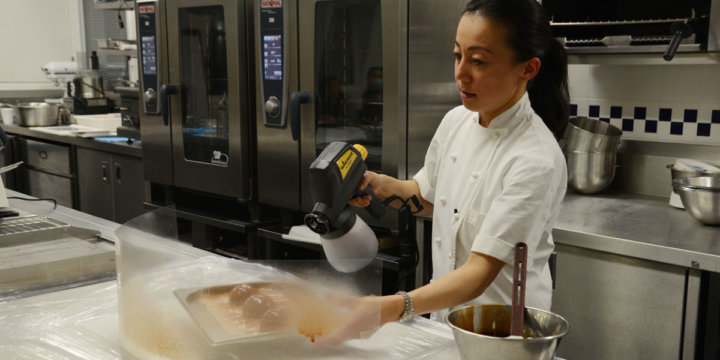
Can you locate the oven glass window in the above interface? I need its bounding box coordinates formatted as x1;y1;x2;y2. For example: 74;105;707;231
314;0;383;171
178;5;230;166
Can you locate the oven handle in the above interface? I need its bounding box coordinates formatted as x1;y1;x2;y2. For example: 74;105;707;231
290;91;309;141
160;84;178;126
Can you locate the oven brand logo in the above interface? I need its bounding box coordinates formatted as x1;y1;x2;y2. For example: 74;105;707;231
211;151;229;166
138;5;154;14
336;149;357;180
261;0;282;8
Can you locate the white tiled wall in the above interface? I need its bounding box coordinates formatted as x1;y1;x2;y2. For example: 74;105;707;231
568;64;720;146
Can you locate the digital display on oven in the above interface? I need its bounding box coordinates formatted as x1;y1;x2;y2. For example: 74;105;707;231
141;35;157;75
263;35;282;80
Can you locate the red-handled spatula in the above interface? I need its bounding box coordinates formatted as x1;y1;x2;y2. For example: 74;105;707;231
511;242;528;337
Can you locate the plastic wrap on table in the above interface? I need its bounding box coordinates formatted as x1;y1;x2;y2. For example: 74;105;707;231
0;281;123;360
0;206;459;359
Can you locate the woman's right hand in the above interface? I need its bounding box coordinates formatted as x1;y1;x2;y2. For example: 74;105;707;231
348;171;384;208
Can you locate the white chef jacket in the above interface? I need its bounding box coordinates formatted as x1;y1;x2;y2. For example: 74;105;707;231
413;93;567;322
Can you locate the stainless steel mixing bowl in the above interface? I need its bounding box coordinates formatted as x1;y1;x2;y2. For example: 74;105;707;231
667;164;720;193
446;304;569;360
673;176;720;226
566;150;617;194
564;117;623;153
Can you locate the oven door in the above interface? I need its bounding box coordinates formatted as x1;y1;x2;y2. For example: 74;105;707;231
165;0;253;200
256;0;406;212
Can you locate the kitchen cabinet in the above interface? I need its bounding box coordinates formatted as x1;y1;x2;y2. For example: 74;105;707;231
19;138;76;208
77;147;145;223
552;243;698;360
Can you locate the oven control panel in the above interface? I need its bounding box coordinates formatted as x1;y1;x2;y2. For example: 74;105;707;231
259;0;285;126
137;1;160;114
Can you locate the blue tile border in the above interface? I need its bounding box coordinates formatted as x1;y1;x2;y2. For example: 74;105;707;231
684;109;698;123
698;123;711;137
634;107;646;120
712;110;720;124
670;122;684;135
659;108;672;122
572;104;720;138
645;120;657;133
622;118;634;132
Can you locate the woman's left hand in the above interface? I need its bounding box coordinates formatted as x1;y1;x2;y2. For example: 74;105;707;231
314;296;384;346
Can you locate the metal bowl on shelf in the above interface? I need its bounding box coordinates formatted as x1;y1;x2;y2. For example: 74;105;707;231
666;164;720;193
672;177;720;226
446;304;569;360
564;116;623;153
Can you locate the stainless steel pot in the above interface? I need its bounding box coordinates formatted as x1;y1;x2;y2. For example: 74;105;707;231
566;150;617;194
17;103;59;127
72;75;105;99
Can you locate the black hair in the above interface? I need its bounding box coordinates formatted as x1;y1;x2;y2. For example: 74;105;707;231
464;0;569;139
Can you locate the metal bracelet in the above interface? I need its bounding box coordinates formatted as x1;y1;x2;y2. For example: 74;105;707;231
395;291;414;322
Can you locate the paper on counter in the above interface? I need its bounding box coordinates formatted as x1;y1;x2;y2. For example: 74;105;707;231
282;225;322;245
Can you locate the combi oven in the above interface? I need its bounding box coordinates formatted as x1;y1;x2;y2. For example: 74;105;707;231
255;0;410;215
136;0;254;200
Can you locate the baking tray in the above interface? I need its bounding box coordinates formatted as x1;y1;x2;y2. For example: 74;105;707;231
174;282;312;345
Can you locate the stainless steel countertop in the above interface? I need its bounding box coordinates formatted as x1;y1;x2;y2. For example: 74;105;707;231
0;123;142;158
554;191;720;272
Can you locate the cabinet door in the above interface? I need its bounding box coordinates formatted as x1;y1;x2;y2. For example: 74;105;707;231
77;148;114;221
112;154;146;223
552;243;688;360
26;168;74;208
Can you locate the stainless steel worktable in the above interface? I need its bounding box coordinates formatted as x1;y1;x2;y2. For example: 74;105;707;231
554;191;720;273
0;191;466;360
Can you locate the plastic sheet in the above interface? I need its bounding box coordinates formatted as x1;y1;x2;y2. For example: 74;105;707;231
0;281;123;360
0;207;460;359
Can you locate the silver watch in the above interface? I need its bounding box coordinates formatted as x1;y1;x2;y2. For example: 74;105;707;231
396;291;414;322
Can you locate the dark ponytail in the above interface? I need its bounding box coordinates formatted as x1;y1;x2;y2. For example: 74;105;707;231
464;0;569;140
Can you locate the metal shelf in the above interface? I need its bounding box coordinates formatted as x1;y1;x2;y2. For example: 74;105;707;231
567;52;720;65
93;1;134;10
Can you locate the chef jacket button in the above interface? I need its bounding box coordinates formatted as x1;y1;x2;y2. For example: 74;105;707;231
471;172;479;180
453;213;460;221
450;153;458;162
439;196;446;205
435;237;442;245
448;252;453;259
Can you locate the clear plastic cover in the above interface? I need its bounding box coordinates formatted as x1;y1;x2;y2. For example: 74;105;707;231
0;207;459;359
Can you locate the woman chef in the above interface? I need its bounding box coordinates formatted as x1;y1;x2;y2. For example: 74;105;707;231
317;0;569;345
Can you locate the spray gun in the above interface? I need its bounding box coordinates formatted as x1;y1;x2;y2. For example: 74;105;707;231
304;142;386;272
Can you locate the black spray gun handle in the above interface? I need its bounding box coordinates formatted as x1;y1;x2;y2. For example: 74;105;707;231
355;186;386;218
